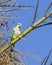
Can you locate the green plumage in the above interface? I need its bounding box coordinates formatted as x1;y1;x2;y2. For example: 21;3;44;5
10;29;17;52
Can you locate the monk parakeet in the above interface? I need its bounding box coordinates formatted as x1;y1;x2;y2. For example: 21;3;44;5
10;23;22;51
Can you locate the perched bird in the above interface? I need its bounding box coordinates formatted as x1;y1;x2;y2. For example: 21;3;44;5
10;23;22;51
11;23;22;40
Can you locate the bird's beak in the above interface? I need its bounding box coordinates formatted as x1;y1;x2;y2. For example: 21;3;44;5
19;26;21;28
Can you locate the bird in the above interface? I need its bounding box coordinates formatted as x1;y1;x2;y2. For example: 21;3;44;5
10;23;22;52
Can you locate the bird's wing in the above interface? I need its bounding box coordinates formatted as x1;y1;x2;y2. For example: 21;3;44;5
11;30;14;37
11;30;15;40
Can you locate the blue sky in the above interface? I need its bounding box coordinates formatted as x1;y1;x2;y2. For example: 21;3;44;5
9;0;52;65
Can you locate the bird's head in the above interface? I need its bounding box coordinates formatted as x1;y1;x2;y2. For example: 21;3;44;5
16;23;22;28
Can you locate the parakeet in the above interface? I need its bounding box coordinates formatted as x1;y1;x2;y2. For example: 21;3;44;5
10;23;22;51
